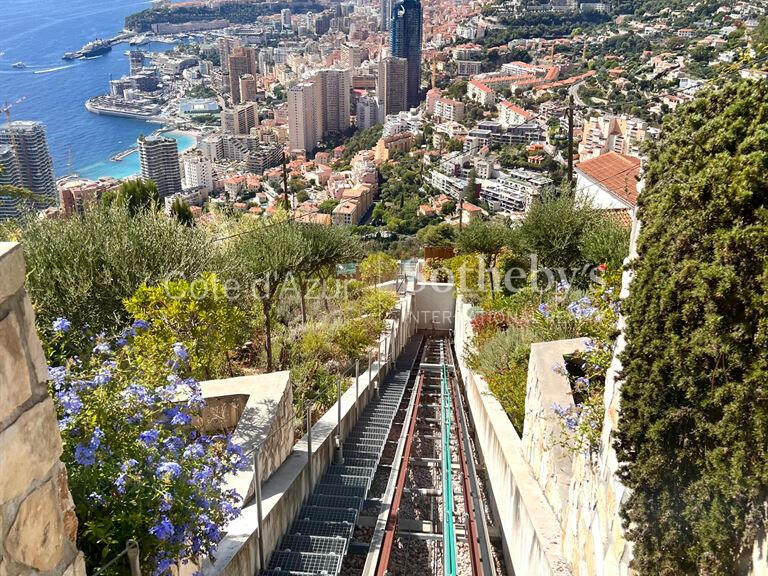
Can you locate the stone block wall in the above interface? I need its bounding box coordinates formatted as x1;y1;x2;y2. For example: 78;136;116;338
523;339;586;526
0;242;85;576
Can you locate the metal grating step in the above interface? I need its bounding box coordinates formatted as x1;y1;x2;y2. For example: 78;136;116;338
314;483;368;498
280;534;347;556
288;520;355;540
298;505;358;524
307;494;363;511
268;550;341;574
262;569;316;576
316;474;368;487
326;465;374;478
344;437;385;449
346;431;387;441
343;448;385;461
342;457;378;468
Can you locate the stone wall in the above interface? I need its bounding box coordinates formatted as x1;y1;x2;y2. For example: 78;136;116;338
523;339;586;526
0;242;85;576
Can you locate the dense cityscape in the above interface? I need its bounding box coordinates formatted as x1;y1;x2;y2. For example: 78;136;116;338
1;0;768;575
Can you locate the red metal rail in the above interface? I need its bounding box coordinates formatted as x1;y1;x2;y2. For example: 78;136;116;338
450;377;483;576
376;372;425;576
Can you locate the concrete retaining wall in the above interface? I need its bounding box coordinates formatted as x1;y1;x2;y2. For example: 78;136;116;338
454;296;573;576
204;293;416;576
0;243;86;576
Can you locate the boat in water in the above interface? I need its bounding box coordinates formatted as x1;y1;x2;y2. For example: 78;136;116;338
12;61;25;69
63;39;112;60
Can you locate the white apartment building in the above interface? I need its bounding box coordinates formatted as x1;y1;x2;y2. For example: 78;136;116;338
498;101;535;127
433;98;465;123
181;153;214;192
467;80;495;107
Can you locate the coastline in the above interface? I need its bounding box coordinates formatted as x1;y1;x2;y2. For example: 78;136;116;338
78;128;198;181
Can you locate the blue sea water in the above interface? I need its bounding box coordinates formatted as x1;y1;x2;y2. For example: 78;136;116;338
0;0;195;178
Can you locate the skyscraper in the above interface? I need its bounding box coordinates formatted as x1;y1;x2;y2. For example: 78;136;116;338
228;48;251;104
288;82;321;154
0;144;23;220
379;0;391;31
138;136;182;198
316;68;351;136
0;121;56;218
389;0;422;109
129;50;145;75
288;69;351;154
281;8;292;30
377;57;408;122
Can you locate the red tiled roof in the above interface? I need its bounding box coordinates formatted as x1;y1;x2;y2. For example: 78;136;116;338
577;152;641;207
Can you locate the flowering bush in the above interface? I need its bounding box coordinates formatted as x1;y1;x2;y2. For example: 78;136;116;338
467;270;621;435
544;271;622;454
49;318;247;575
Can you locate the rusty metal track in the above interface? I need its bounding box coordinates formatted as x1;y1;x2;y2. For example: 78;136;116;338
375;371;425;576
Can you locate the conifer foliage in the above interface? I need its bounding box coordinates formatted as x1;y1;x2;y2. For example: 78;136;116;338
616;81;768;575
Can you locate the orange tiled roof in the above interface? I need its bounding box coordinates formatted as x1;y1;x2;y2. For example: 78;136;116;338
577;152;641;207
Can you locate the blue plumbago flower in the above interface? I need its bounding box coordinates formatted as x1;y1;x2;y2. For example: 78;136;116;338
584;338;596;352
58;389;83;417
132;319;149;331
87;491;105;505
159;493;174;512
124;383;153;405
192;465;213;484
183;443;205;460
552;402;570;418
49;366;67;387
114;473;128;494
92;342;111;356
139;429;160;446
150;517;175;542
537;303;550;317
172;342;189;361
163;436;184;455
92;367;113;386
556;280;570;293
564;415;579;432
164;408;192;427
575;376;590;390
115;337;128;348
122;326;136;339
156;461;182;480
74;443;96;466
121;458;138;472
52;317;71;333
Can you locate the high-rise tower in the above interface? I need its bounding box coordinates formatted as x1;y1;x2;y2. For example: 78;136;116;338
138;135;182;198
0;121;56;218
389;0;422;109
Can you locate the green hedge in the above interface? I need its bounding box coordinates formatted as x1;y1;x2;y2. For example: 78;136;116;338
616;80;768;575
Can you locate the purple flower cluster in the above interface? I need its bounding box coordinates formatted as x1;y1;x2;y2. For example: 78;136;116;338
567;297;599;320
49;317;244;575
551;403;579;432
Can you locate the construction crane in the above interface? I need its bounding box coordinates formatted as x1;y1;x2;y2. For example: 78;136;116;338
1;97;28;177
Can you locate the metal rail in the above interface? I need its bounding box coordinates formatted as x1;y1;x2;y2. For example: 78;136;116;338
447;342;496;576
441;362;458;576
375;371;425;576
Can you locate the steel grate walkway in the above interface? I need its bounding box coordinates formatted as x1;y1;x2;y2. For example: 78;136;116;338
263;336;424;576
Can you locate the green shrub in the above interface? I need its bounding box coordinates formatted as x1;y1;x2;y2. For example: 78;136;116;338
21;203;210;345
616;80;768;575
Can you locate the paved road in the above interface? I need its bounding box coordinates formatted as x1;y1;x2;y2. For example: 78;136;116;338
568;80;587;107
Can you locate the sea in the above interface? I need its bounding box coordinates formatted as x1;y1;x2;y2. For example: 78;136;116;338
0;0;196;179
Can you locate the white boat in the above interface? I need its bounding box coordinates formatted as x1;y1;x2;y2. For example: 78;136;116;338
12;61;25;69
